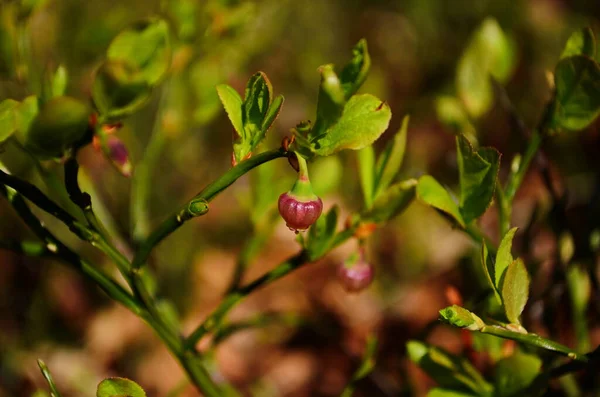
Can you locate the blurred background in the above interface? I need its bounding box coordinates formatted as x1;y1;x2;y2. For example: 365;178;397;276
1;0;600;395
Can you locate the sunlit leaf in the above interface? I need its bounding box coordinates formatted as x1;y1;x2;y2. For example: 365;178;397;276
0;99;19;144
311;94;391;156
216;84;244;138
416;176;465;228
501;258;530;325
457;18;515;118
97;378;146;397
560;28;596;59
495;227;518;289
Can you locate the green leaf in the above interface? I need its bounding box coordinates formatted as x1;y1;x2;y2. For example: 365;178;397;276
339;38;371;99
260;94;284;137
435;96;472;135
494;351;542;397
107;19;171;85
375;115;409;198
92;60;153;120
37;360;63;397
501;258;530;325
97;378;146;397
52;65;68;98
457;18;515;118
407;340;492;395
311;64;346;138
550;55;600;131
311;94;391;156
495;227;518;289
216;84;244;138
439;305;484;331
428;389;477;397
416;176;465;228
481;242;502;304
14;96;39;140
456;135;501;223
0;99;19;144
243;71;272;133
358;146;376;209
306;205;339;260
561;28;596;59
362;179;417;223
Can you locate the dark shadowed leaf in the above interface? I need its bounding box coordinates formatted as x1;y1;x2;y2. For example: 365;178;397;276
551;55;600;131
456;135;501;223
306;205;339;260
375;115;409;198
311;64;346;138
494;351;542;397
339;38;371;99
0;99;19;144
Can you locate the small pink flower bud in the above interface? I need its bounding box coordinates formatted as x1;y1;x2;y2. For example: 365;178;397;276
338;254;374;293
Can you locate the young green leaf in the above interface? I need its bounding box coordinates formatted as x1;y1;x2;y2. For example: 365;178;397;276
339;38;371;99
494;351;542;397
416;176;466;228
0;99;19;144
560;28;596;59
435;96;472;135
456;135;501;224
14;96;39;141
439;305;484;331
92;60;153;120
358;146;376;209
311;94;391;156
216;84;244;138
311;64;346;138
37;360;62;397
407;340;492;395
243;71;272;132
97;378;146;397
375;115;409;198
107;19;171;85
362;179;417;223
495;227;518;289
550;55;600;131
481;242;502;304
457;18;515;118
260;94;284;137
501;258;530;325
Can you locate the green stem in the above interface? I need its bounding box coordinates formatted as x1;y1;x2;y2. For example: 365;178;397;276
504;129;543;203
131;80;172;242
131;149;287;271
480;325;589;362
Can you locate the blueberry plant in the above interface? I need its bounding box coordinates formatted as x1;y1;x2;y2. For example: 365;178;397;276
0;2;599;396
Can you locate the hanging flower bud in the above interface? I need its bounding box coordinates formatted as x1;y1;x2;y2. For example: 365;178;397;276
278;152;323;232
337;251;374;292
93;134;132;177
